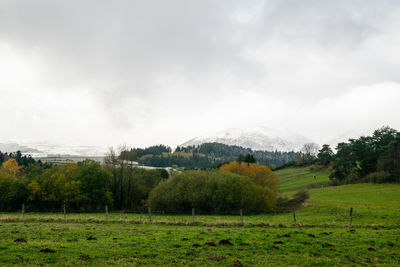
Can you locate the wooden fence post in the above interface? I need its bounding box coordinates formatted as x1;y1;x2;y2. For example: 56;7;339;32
63;204;66;220
192;208;195;223
148;207;152;223
21;204;25;220
349;207;353;226
293;208;297;225
240;209;243;224
105;205;109;222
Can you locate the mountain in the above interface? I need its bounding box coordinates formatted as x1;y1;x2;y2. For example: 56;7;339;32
180;127;311;152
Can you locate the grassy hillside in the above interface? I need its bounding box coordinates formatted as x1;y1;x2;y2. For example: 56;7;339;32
275;165;331;194
275;165;400;226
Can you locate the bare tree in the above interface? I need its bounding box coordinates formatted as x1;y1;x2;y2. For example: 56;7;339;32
301;143;319;161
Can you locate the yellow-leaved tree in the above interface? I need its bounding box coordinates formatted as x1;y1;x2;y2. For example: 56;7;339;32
0;158;22;178
219;161;279;194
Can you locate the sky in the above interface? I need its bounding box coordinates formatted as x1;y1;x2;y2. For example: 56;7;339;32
0;0;400;150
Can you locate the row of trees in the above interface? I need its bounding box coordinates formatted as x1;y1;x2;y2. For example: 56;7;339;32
0;159;112;210
310;126;400;184
0;155;168;210
327;127;400;183
119;142;302;169
1;149;306;213
0;151;50;168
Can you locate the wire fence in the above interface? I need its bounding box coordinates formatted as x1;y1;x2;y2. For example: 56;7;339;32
0;204;367;227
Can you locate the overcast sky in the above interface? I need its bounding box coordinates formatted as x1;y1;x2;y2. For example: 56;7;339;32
0;0;399;149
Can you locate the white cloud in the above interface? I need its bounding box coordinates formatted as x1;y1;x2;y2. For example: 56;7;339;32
0;0;399;149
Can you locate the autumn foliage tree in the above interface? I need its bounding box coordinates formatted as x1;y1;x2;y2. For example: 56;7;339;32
1;158;22;178
219;161;279;194
0;159;27;209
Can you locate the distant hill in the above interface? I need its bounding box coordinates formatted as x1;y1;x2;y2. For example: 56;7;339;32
181;126;311;152
138;142;302;168
0;142;40;153
0;141;106;157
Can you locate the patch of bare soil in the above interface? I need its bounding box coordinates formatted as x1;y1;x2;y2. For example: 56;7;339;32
40;248;56;253
232;260;243;267
80;254;91;260
209;256;226;262
219;240;233;245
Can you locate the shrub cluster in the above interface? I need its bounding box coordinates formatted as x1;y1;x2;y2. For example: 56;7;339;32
148;170;276;213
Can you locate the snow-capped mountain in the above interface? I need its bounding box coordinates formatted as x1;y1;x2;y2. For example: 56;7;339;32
180;127;312;152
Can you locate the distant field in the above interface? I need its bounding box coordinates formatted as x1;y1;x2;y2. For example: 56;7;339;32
1;166;399;266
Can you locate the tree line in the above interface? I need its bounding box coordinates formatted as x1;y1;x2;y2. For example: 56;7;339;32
327;126;400;184
0;152;168;211
119;142;302;168
0;149;308;213
298;126;400;184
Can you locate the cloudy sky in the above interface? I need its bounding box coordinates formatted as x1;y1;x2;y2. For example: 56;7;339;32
0;0;399;149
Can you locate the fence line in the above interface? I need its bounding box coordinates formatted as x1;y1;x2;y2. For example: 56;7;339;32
0;204;363;226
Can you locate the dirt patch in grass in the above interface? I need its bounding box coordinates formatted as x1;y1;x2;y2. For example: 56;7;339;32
204;241;216;246
209;255;226;262
80;254;91;260
219;240;233;245
14;238;27;243
232;260;243;267
86;236;97;240
40;248;56;253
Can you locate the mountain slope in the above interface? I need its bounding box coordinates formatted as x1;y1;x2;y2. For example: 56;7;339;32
181;126;311;152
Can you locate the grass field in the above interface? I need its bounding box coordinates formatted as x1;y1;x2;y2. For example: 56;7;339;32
1;166;399;266
275;165;331;194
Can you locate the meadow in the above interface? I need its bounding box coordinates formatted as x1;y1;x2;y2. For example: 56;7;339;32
0;166;399;266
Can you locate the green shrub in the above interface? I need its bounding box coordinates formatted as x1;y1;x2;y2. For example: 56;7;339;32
147;170;276;213
276;190;309;212
362;171;393;183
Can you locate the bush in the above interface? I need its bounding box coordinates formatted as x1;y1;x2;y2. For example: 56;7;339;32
361;171;394;183
276;190;309;212
328;178;341;186
147;170;276;213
